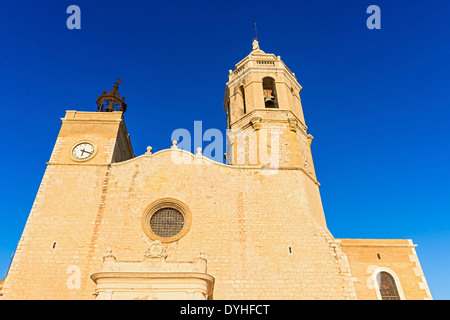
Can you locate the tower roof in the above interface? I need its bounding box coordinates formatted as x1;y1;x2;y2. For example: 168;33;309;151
227;40;300;92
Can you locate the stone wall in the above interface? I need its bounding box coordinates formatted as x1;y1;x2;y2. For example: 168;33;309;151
2;148;354;299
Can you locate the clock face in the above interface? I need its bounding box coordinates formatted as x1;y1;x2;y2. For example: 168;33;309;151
72;142;94;160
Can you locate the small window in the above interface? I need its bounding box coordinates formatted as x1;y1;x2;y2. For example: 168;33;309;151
378;272;400;300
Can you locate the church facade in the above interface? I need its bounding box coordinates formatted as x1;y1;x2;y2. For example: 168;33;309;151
0;41;432;300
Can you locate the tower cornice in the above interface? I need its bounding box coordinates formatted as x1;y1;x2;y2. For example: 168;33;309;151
228;108;308;135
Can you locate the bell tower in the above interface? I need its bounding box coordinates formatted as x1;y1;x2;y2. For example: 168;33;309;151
224;40;316;179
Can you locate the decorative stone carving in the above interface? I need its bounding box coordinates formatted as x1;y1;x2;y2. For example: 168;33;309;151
103;248;116;262
144;240;168;259
252;39;259;51
250;117;262;130
288;118;298;132
307;134;314;146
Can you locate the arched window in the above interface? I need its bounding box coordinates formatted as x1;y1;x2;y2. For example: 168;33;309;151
226;99;231;129
240;85;247;114
378;272;401;300
262;77;278;108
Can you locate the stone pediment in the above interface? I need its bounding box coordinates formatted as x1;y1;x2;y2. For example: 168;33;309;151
90;242;214;300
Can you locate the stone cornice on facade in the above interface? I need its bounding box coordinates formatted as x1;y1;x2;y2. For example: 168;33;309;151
112;148;321;186
61;110;124;122
91;271;214;282
337;239;418;248
45;150;321;186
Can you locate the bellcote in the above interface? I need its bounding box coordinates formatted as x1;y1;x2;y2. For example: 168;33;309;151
96;79;127;113
224;40;305;129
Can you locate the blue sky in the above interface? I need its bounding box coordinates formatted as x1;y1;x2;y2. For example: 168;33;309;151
0;0;449;299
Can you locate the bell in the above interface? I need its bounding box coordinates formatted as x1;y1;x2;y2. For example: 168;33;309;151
265;99;276;108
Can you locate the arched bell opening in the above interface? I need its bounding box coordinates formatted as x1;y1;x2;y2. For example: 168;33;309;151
262;77;278;109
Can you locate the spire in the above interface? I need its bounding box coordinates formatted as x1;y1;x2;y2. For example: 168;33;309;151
252;23;261;52
96;79;127;113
